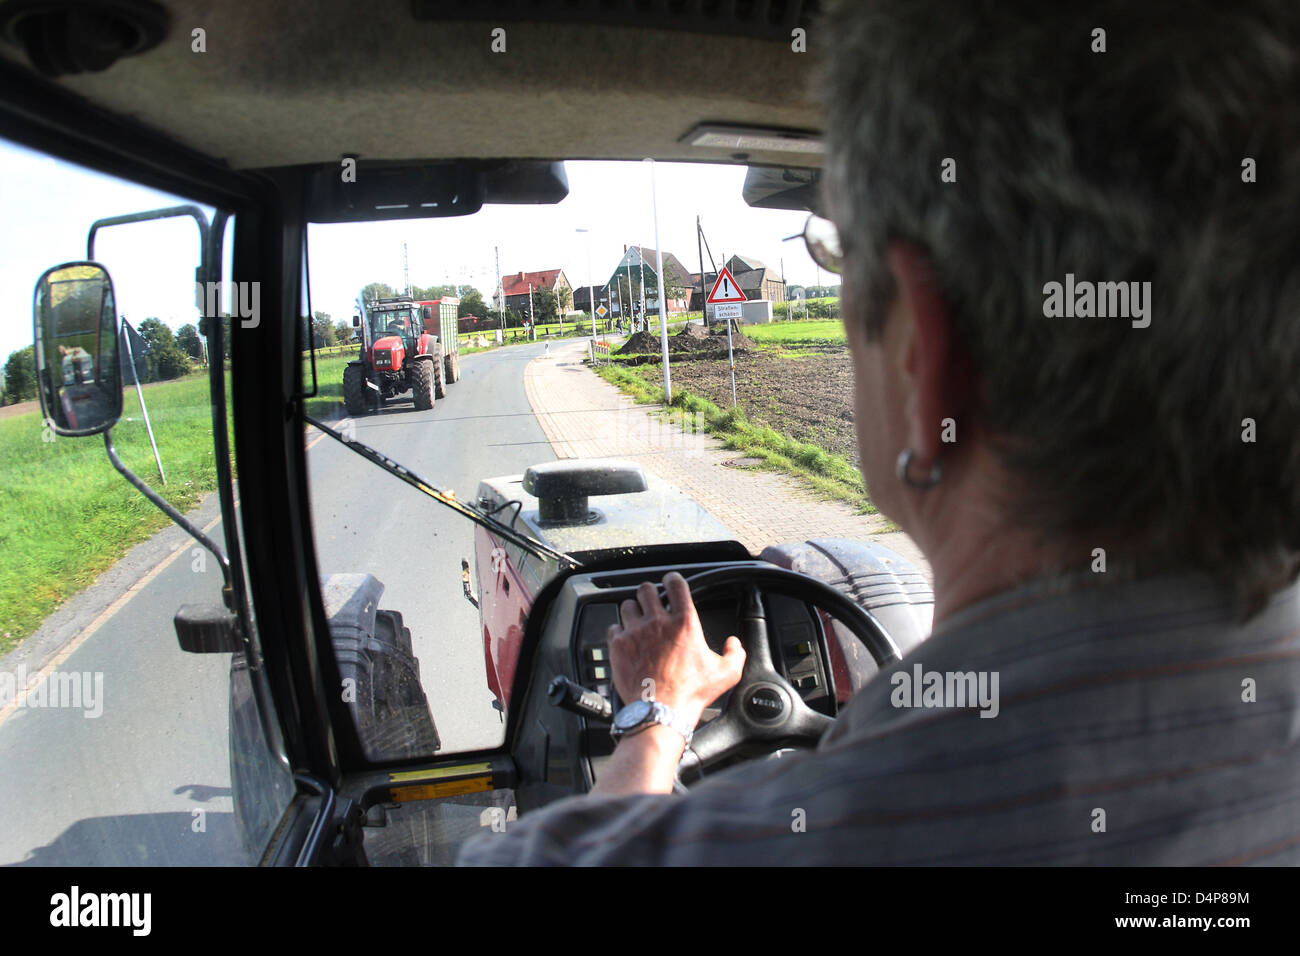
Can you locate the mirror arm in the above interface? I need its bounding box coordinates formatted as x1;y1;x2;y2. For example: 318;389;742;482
103;429;235;609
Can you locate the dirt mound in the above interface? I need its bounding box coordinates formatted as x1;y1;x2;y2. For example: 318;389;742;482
616;322;753;355
696;321;753;351
617;330;662;354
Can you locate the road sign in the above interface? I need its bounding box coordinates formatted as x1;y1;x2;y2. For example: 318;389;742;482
596;304;608;317
706;266;747;304
710;302;742;320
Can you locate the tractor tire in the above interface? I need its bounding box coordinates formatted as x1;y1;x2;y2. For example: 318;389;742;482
343;362;367;416
433;353;447;399
410;358;435;411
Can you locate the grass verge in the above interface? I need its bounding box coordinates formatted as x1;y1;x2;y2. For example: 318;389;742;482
593;363;875;515
0;371;233;656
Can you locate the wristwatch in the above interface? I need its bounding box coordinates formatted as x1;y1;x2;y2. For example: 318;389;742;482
609;699;695;746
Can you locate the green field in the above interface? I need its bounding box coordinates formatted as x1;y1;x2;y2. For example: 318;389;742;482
772;296;841;321
0;372;232;655
744;318;846;345
302;352;359;420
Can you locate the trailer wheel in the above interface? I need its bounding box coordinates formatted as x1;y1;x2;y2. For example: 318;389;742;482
410;358;435;410
446;353;460;383
343;362;367;416
434;353;447;399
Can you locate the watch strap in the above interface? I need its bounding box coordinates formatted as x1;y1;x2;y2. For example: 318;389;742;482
611;700;694;746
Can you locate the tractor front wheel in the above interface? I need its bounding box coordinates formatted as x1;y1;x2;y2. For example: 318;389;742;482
410;358;435;411
343;363;367;416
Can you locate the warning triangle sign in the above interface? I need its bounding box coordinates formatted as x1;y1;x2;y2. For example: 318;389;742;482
706;267;748;304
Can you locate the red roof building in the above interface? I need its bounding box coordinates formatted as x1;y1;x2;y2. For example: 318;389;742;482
498;269;573;317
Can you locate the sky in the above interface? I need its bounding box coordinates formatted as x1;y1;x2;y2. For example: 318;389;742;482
0;138;829;360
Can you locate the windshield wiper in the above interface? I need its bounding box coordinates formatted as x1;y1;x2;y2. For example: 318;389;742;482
304;414;579;569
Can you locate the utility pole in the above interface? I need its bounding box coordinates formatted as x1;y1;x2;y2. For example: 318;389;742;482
494;246;504;337
403;241;410;297
697;214;706;322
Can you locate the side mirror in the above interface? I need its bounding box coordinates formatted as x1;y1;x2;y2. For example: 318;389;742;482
33;262;123;436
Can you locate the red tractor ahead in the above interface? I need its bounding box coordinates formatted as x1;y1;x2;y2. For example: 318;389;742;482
344;293;459;414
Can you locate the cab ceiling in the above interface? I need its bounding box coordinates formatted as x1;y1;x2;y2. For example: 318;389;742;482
0;0;827;170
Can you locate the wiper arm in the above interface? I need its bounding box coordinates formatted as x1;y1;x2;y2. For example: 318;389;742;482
304;415;579;569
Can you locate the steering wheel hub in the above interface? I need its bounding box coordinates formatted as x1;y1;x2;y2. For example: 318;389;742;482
742;684;789;723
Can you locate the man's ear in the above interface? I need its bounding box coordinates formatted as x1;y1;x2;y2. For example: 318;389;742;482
886;241;968;468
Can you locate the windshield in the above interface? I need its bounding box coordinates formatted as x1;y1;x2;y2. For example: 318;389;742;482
368;305;414;340
300;159;904;760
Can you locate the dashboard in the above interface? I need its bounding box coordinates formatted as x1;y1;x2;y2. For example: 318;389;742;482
506;548;933;812
573;578;841;777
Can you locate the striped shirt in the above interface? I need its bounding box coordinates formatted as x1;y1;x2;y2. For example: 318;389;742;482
458;571;1300;865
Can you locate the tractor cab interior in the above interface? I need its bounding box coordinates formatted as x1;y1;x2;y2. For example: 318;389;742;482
0;0;932;867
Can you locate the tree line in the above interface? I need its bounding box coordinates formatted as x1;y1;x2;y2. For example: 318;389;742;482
1;315;224;405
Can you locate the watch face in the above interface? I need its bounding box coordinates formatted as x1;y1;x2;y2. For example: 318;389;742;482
614;699;653;730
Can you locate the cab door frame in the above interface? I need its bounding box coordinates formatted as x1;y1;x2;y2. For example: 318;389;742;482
0;56;366;863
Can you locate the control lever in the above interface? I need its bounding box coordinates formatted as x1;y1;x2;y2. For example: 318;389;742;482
547;676;613;722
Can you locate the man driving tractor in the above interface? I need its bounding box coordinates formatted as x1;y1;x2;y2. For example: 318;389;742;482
460;0;1300;865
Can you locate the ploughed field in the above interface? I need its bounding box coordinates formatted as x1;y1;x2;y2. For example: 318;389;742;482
614;320;859;468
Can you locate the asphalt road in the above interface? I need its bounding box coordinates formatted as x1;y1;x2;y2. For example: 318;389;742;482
0;341;555;866
306;342;555;753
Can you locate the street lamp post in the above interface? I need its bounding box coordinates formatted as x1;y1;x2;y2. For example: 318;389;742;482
645;158;671;403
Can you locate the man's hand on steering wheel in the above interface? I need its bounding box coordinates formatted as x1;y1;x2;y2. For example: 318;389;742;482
606;572;746;729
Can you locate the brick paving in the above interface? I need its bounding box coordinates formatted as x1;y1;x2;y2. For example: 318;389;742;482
523;340;932;581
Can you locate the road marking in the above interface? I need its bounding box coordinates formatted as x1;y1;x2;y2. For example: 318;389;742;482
0;505;234;728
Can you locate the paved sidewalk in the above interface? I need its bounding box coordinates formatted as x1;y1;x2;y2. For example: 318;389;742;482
523;340;932;580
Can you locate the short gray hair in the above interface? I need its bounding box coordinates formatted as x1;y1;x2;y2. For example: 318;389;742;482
822;0;1300;615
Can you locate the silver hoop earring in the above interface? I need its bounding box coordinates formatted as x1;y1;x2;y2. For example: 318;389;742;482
896;448;942;489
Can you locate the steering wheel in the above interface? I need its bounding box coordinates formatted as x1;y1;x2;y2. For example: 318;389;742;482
666;564;902;781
